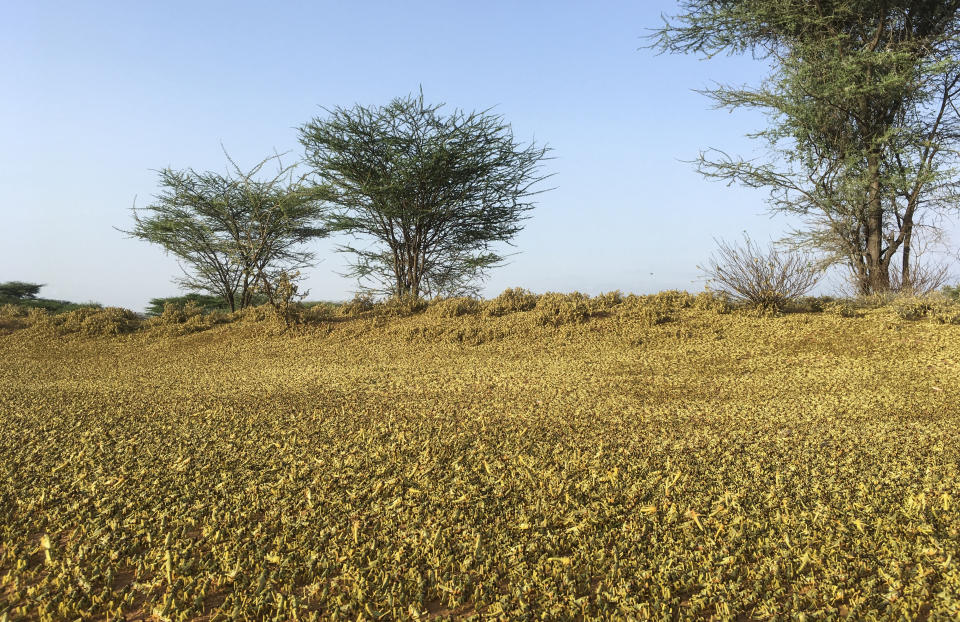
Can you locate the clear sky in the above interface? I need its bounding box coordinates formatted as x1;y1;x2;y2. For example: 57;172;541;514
3;1;957;311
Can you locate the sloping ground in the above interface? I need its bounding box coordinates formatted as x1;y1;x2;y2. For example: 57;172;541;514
1;302;960;620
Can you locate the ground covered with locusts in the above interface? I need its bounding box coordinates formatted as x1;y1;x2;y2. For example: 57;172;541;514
2;290;960;620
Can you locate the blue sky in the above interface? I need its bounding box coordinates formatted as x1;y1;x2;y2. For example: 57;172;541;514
3;1;956;310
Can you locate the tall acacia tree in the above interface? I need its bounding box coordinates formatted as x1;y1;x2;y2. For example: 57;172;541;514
299;93;551;299
655;1;960;294
125;154;327;311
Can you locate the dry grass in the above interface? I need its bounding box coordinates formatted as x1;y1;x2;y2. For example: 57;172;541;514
2;292;960;619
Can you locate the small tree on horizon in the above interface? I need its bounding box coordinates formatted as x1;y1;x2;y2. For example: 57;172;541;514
0;281;44;300
299;92;551;299
124;153;328;312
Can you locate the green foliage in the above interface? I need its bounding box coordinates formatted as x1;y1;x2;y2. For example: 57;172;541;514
125;153;327;311
0;294;97;315
300;92;551;299
0;281;43;299
654;2;960;294
945;284;960;302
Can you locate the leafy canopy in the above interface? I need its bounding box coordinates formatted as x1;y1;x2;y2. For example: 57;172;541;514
0;281;43;300
654;1;960;294
125;154;328;311
299;92;551;299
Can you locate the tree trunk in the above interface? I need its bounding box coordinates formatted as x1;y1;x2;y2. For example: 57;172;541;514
900;220;913;291
864;156;891;293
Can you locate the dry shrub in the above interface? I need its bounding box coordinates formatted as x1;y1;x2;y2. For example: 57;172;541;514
0;318;23;334
702;235;822;312
888;261;951;296
429;297;482;318
823;293;959;322
55;307;141;336
26;307;53;327
6;292;960;621
589;290;625;313
858;292;898;308
0;304;28;334
373;296;428;317
152;301;204;324
788;296;835;313
824;300;860;318
534;292;592;327
402;322;504;346
234;304;274;323
617;290;695;327
932;303;960;325
618;302;666;328
621;306;672;327
854;293;960;323
643;290;695;311
262;273;304;326
339;294;375;317
0;303;27;318
302;303;337;323
146;301;227;335
891;296;936;321
692;290;731;314
484;288;538;317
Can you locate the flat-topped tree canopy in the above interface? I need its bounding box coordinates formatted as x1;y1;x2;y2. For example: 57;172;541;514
299;92;551;300
123;153;328;312
0;281;44;300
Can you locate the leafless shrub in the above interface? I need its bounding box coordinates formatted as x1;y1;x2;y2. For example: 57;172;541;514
889;260;951;296
701;234;823;311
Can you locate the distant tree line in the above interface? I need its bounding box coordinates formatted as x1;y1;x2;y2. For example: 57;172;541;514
0;282;96;313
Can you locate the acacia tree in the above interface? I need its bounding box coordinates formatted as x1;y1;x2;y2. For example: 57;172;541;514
125;154;327;311
0;281;43;300
655;1;960;294
299;93;551;299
